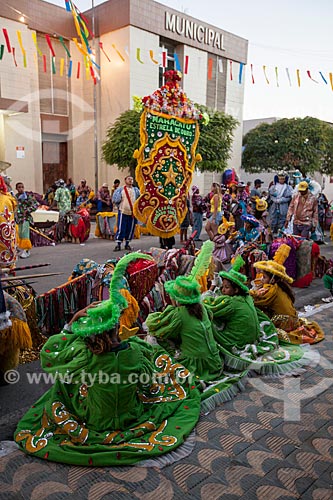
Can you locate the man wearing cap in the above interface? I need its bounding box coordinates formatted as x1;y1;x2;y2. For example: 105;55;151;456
285;181;318;238
268;171;293;235
250;179;264;198
112;176;140;251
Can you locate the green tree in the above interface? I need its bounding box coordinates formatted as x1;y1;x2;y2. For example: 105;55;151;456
242;117;333;176
101;105;238;175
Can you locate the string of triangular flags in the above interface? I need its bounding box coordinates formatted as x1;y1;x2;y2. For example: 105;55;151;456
1;24;332;89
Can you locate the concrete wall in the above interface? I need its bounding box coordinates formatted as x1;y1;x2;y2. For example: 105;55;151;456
0;20;42;192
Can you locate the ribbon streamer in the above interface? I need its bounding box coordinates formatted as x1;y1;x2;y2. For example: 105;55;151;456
319;71;327;85
59;36;71;58
285;68;292;86
59;57;64;76
238;62;244;84
76;61;81;78
173;52;181;71
45;34;56;57
229;60;233;80
218;58;223;73
208;58;213;80
149;50;158;64
12;47;18;67
136;48;144;64
32;32;43;57
329;73;333;91
65;0;71;12
0;45;4;60
43;54;47;72
296;69;301;87
162;51;166;67
99;42;111;62
52;56;56;74
263;65;269;84
306;70;319;83
250;63;255;84
112;44;125;62
2;28;11;53
275;66;279;87
184;55;189;74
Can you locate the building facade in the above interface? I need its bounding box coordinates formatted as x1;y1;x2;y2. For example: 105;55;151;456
0;0;248;195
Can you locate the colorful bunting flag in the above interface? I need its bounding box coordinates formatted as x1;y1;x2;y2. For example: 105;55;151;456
329;73;333;91
32;32;43;57
275;66;279;87
250;63;255;84
239;62;244;84
136;48;144;64
162;51;166;67
99;42;111;62
229;60;233;80
208;57;213;80
218;58;223;73
263;65;269;84
12;47;18;67
307;70;319;83
76;61;81;78
184;55;189;74
16;31;27;68
59;57;65;76
2;28;11;53
149;50;158;64
173;52;181;71
59;36;71;58
0;45;4;60
67;59;73;77
45;34;56;57
286;68;292;86
319;71;328;85
296;69;301;87
43;54;47;72
112;44;125;62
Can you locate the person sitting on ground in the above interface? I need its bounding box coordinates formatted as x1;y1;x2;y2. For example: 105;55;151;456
76;190;91;209
146;241;224;383
14;253;201;466
250;244;325;344
203;257;311;375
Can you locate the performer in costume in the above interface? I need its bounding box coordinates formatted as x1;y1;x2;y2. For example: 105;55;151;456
237;214;260;244
203;256;313;375
15;253;201;467
251;245;325;345
212;217;235;264
0;175;17;269
112;176;140;251
146;241;224;383
15;182;39;259
0;281;32;383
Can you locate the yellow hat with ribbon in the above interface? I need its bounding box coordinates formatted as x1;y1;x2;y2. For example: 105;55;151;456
254;244;293;283
217;216;235;235
255;198;268;212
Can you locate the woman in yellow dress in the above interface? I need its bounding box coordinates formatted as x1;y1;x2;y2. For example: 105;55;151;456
0;175;17;269
250;244;324;344
205;183;223;240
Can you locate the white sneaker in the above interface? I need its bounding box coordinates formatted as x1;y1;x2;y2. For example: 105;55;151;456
19;250;30;259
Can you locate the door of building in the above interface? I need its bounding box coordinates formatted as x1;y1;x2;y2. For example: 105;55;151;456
42;141;68;191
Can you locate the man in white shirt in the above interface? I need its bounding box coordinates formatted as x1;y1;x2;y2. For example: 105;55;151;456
112;176;140;251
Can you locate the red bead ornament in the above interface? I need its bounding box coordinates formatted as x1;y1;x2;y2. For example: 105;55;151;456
44;452;49;459
184;406;189;410
158;446;163;451
61;337;67;341
45;349;51;353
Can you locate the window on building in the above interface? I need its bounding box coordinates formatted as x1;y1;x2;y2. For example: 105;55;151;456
159;38;177;87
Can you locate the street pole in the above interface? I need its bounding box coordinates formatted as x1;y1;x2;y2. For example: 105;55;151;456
92;0;99;193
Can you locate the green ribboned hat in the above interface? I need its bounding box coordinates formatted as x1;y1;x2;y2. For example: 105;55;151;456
219;255;249;293
164;240;214;305
71;253;153;337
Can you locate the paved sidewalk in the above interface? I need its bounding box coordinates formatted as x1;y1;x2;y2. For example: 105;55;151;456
0;306;332;499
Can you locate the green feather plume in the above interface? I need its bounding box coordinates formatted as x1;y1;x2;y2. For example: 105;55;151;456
232;255;245;273
189;240;214;282
72;253;153;337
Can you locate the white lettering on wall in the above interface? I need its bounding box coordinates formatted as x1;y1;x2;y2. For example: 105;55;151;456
165;12;226;51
